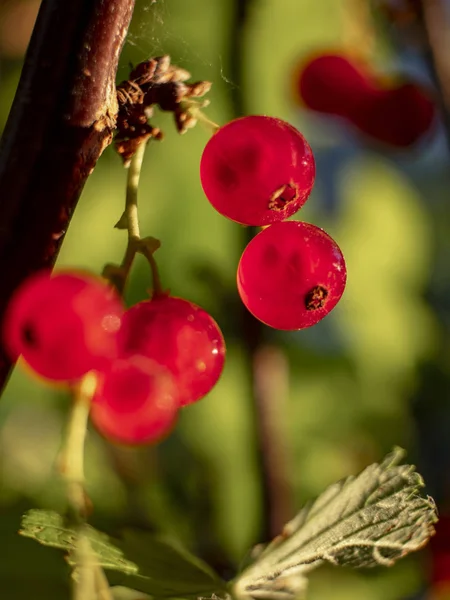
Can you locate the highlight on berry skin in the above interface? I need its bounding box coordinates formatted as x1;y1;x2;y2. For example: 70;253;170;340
294;51;436;148
2;269;124;382
118;295;226;406
237;221;346;330
200;115;315;226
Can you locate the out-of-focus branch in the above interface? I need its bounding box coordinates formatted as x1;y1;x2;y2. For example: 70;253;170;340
419;0;450;138
420;0;450;106
229;0;294;541
0;0;136;393
252;346;293;537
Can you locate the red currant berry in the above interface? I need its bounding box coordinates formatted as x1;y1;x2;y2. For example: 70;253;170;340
200;116;315;226
2;269;124;381
296;53;374;117
429;514;450;588
118;296;225;406
90;355;178;445
352;82;435;147
237;221;346;330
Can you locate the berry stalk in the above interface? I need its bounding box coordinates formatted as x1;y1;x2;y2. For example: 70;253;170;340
58;371;114;600
106;140;164;297
58;371;97;519
125;140;146;241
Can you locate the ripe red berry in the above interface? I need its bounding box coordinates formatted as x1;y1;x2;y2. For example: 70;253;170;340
90;355;178;445
2;269;124;381
237;221;346;330
296;52;435;148
200;116;315;226
429;513;450;588
351;82;435;147
118;296;225;406
297;53;374;117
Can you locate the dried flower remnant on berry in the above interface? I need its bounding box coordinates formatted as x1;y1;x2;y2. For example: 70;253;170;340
115;55;212;164
305;285;328;310
268;183;299;211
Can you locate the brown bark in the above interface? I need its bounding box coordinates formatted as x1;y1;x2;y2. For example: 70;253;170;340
420;0;450;109
0;0;136;392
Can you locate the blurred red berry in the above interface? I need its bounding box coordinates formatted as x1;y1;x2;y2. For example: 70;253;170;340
237;221;346;330
297;53;374;117
295;51;436;147
200;115;315;226
118;296;225;406
2;269;124;381
352;82;436;147
91;355;179;445
430;514;450;588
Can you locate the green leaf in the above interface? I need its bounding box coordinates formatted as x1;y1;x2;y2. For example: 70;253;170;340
106;530;229;599
19;509;138;576
19;510;77;551
232;448;437;600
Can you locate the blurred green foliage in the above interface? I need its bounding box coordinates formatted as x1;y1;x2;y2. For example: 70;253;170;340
0;0;448;598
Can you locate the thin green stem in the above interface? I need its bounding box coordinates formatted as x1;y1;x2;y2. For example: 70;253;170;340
57;371;113;600
111;141;148;295
58;371;97;518
125;140;147;241
119;141;147;277
112;141;165;297
140;242;165;297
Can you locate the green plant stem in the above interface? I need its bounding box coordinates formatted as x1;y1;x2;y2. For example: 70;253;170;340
140;243;165;298
112;141;164;297
117;141;147;287
58;371;113;600
125;141;147;241
59;372;97;518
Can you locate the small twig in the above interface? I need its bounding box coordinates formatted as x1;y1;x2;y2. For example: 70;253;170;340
419;0;450;144
94;562;114;600
107;140;165;297
124;141;146;241
73;535;98;600
114;141;147;292
252;346;293;536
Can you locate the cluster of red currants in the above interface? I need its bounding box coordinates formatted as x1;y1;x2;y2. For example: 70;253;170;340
296;52;436;148
2;270;225;445
200;115;347;330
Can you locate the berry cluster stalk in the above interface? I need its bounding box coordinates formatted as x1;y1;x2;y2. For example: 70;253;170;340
0;0;137;395
105;138;164;297
58;371;113;600
113;141;148;294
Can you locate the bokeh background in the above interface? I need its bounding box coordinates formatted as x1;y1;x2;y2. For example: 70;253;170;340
0;0;449;598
